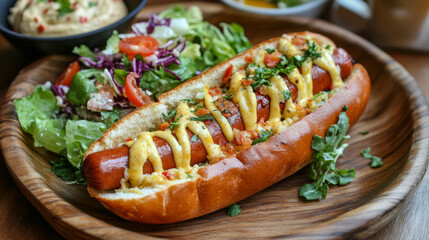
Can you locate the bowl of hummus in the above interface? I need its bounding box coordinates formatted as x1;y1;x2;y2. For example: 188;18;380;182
0;0;147;54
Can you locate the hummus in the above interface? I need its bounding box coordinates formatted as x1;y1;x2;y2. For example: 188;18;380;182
9;0;128;37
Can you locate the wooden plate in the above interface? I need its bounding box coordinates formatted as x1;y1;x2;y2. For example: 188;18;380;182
1;2;428;239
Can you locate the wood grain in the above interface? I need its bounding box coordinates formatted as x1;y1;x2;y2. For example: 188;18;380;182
1;2;429;239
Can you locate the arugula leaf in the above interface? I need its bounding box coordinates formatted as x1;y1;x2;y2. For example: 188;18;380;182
190;114;214;121
299;110;355;200
227;203;241;217
57;0;74;17
360;148;383;168
252;129;274;145
73;45;96;61
50;158;86;185
66;69;101;105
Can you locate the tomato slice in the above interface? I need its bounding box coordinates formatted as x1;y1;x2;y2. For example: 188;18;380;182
124;72;152;107
55;61;79;86
119;36;159;59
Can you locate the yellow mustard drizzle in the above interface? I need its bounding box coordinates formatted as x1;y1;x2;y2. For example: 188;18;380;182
203;86;234;142
229;72;258;130
314;48;343;89
125;35;345;188
127;101;223;187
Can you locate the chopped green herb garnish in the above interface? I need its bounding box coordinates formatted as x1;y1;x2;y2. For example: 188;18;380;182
181;98;197;105
265;48;275;54
88;1;97;7
252;129;274;145
186;173;193;178
282;90;292;101
342;105;348;111
190;114;214;121
359;131;370;135
227;203;241;217
190;134;198;142
303;41;322;60
223;93;233;100
360;148;383;168
166;115;182;130
299;110;355;200
57;0;75;17
162;109;177;122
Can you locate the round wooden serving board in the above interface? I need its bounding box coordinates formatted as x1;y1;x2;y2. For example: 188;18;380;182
1;2;428;239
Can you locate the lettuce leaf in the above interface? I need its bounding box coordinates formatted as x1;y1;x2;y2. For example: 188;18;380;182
14;85;59;135
33;119;67;154
65;120;107;167
66;69;100;105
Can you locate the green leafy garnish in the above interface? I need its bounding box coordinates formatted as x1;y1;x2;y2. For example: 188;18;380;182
359;131;370;135
282;90;292;101
252;129;274;145
57;0;74;17
298;110;355;200
360;148;383;168
186;173;193;178
122;53;131;70
162;109;177;122
66;69;101;105
88;2;97;7
223;93;233;100
103;30;120;55
181;98;197;105
72;45;96;61
65;120;107;167
190;134;198;142
166;116;182;130
113;69;128;86
190;114;214;121
265;48;275;54
50;158;86;185
100;107;120;128
227;203;241;217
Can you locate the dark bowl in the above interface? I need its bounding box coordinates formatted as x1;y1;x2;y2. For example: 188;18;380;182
0;0;147;55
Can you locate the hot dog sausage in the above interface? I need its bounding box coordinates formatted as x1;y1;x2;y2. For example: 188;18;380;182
83;48;353;190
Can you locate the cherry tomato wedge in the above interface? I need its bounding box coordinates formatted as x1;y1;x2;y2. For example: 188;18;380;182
119;36;159;59
124;72;152;107
55;61;79;86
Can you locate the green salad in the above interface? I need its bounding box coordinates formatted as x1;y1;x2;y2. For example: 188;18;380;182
14;5;251;184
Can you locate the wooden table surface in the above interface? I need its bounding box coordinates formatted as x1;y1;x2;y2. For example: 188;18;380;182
0;1;428;239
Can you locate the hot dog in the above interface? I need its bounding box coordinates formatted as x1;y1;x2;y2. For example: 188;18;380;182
83;32;371;224
83;48;353;190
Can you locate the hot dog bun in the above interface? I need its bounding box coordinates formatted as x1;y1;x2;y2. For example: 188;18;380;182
84;32;371;224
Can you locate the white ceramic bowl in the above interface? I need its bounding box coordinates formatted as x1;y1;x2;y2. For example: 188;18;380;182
221;0;329;17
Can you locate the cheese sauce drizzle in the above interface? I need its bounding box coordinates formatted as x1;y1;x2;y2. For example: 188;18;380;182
125;35;344;188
